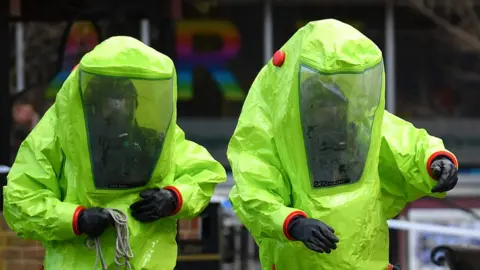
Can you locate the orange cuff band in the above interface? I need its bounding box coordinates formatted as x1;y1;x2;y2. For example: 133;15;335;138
283;211;308;240
427;151;459;180
72;206;86;235
164;186;183;216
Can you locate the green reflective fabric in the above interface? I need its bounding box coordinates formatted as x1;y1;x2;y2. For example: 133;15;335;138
80;71;173;189
228;19;453;270
299;63;383;188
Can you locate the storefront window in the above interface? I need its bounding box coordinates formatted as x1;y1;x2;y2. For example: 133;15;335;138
396;6;480;167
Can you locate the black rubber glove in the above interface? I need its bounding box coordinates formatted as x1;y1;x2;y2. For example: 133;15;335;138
77;207;114;238
130;188;178;222
288;217;339;253
431;157;458;193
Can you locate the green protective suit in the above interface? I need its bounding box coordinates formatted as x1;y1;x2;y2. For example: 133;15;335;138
228;19;458;270
4;36;226;270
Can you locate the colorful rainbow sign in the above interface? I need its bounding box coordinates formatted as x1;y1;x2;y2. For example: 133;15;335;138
46;21;101;99
176;20;245;101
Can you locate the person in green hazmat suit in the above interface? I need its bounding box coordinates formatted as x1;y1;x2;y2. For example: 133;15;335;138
228;19;459;270
3;36;226;270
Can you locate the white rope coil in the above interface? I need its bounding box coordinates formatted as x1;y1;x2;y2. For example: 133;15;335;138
85;209;134;270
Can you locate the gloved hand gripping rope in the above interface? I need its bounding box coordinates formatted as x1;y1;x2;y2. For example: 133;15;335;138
84;209;134;270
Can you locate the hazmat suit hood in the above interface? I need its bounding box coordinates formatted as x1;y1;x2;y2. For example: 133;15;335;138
55;36;177;205
228;19;388;270
3;36;228;270
269;20;385;188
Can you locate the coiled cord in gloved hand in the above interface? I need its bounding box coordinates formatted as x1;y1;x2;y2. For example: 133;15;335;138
85;209;134;270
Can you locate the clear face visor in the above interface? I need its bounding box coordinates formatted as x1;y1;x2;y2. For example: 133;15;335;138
299;63;383;188
80;71;173;189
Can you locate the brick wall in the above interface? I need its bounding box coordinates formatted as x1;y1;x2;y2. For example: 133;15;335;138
0;215;44;270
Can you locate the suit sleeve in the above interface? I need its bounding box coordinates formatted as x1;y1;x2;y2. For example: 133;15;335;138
164;125;227;219
3;107;84;241
227;81;307;241
378;111;458;218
